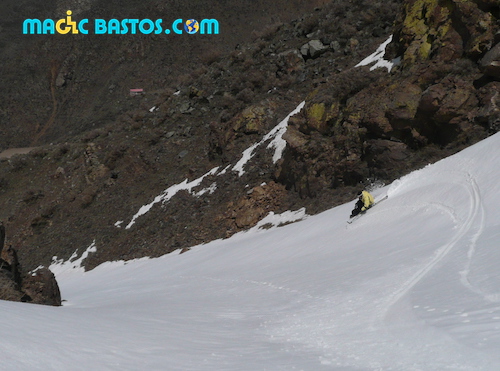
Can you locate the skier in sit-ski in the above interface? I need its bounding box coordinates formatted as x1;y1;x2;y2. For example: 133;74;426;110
350;190;375;218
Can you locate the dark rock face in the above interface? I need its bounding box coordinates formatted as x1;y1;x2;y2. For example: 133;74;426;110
277;0;500;198
1;258;62;306
0;223;61;306
0;270;24;302
226;182;288;229
393;0;496;64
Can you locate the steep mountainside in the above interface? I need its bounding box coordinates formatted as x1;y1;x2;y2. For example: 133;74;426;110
0;0;499;283
0;0;328;148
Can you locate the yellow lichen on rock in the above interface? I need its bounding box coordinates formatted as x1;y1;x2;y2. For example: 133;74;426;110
304;102;339;133
307;102;326;123
232;105;267;134
400;0;453;64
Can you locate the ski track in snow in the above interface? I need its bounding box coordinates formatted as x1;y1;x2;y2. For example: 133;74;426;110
265;166;495;370
378;170;487;324
459;176;493;301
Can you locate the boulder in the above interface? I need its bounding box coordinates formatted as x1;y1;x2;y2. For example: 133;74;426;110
480;43;500;78
433;82;477;125
419;84;447;114
304;102;337;133
386;83;422;123
235;205;266;228
282;126;309;150
0;223;61;306
300;40;328;59
55;72;67;88
308;40;328;58
21;267;62;306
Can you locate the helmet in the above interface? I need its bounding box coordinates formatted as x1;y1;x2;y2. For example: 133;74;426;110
357;190;363;196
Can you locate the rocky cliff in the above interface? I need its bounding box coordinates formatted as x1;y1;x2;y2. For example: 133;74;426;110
0;223;61;305
280;0;499;202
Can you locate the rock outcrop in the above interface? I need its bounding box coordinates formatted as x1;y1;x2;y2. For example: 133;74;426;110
21;267;62;306
0;223;61;306
277;0;500;198
226;182;288;229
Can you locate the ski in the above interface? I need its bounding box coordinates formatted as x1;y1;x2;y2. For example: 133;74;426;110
347;195;388;224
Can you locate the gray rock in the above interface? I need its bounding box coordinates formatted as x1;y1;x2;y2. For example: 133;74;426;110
308;39;327;58
300;40;327;59
179;102;193;114
300;43;310;57
480;43;500;78
55;73;66;87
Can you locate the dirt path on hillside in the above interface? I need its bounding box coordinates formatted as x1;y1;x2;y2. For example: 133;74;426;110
0;147;35;159
31;61;59;145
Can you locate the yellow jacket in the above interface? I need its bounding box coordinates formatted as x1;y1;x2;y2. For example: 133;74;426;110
360;191;375;211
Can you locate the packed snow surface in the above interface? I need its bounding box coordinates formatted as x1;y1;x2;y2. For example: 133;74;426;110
1;132;500;370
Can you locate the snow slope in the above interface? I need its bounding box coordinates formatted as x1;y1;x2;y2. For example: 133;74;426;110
1;133;499;370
